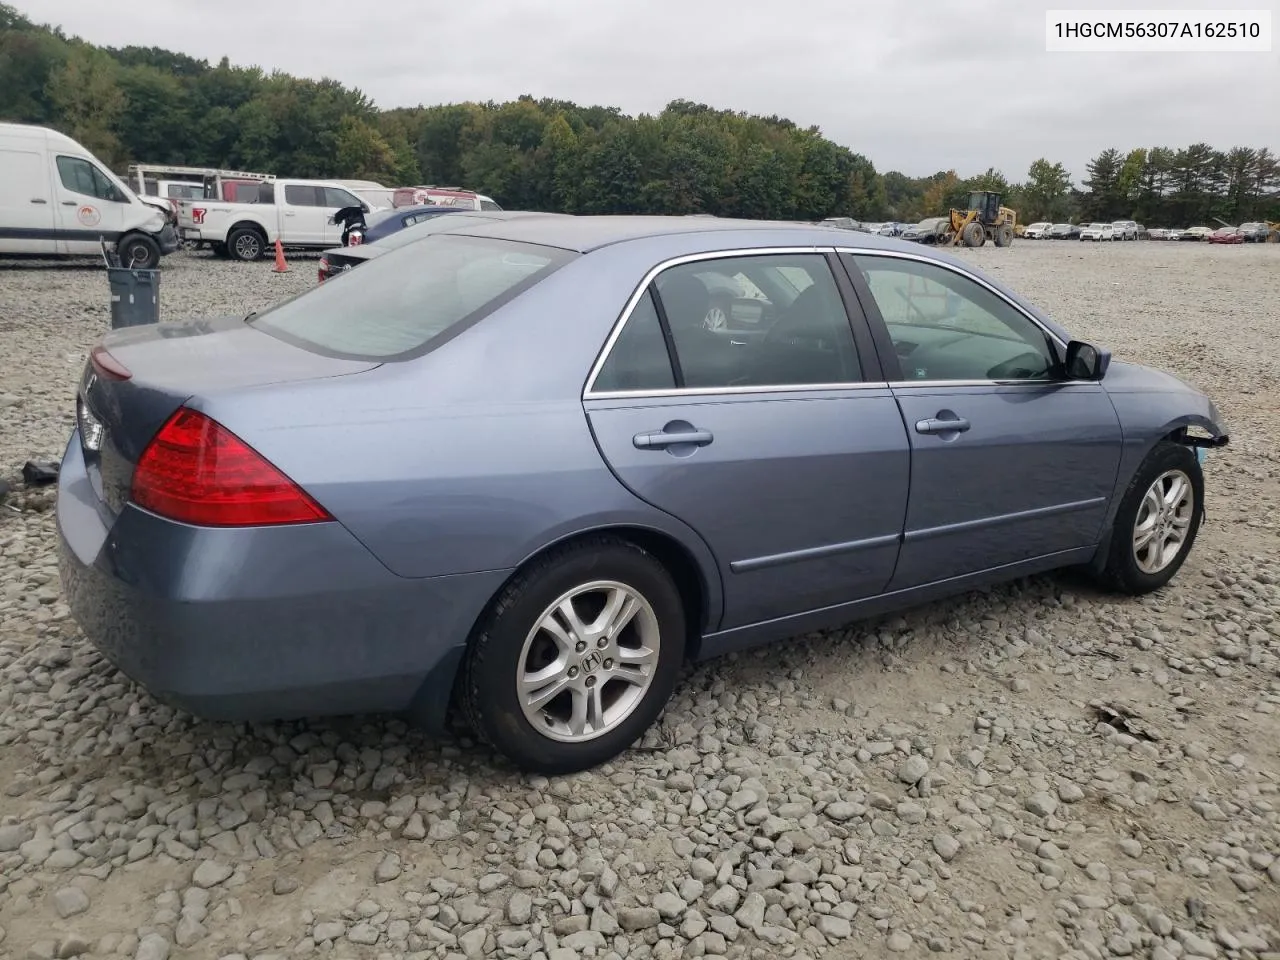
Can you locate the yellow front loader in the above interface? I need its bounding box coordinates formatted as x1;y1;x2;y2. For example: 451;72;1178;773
943;191;1018;248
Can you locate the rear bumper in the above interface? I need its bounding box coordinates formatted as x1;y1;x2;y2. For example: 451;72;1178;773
55;432;507;729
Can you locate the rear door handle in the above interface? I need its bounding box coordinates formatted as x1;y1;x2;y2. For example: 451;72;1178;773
31;198;48;204
633;429;714;449
61;201;78;206
915;417;970;435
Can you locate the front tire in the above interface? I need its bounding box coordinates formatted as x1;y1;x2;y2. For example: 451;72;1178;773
460;537;686;774
117;234;161;269
1098;441;1204;595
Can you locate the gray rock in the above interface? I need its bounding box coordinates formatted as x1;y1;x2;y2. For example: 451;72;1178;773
817;915;852;938
1025;792;1058;817
618;906;661;931
932;832;961;862
347;923;379;946
191;859;234;888
0;823;34;852
313;922;345;942
375;852;401;882
507;891;533;924
888;931;914;952
53;886;90;919
898;756;930;784
135;933;170;960
458;928;488;958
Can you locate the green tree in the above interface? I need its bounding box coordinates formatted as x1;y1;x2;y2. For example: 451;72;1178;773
1022;158;1073;222
44;45;125;163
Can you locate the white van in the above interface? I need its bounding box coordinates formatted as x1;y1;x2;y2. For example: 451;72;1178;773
0;123;179;268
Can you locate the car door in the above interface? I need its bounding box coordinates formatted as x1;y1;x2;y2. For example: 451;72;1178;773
840;251;1123;591
52;154;128;254
584;251;910;631
281;184;328;245
322;186;366;245
0;146;56;255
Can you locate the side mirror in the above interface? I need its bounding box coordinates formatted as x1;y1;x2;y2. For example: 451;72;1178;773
1064;340;1110;381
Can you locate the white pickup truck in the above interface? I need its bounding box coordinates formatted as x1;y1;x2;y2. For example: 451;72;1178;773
175;179;381;261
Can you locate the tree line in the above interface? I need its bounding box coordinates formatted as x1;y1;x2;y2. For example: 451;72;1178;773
3;3;1277;227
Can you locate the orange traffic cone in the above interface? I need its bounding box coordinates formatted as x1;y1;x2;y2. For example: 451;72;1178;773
272;238;289;273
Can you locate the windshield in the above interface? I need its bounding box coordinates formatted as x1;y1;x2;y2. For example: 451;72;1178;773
1088;223;1107;229
250;234;575;361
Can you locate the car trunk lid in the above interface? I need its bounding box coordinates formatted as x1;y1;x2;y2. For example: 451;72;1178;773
77;314;378;518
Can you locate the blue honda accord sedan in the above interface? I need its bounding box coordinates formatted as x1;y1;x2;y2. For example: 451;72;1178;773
57;215;1229;773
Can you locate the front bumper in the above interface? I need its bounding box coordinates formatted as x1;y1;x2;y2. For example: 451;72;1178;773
156;224;180;255
55;433;507;728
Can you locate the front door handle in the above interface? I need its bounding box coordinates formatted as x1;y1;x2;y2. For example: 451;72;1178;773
61;201;78;206
633;429;714;450
31;198;48;204
915;417;970;435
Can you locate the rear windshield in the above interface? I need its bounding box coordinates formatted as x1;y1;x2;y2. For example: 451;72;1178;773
250;234;575;361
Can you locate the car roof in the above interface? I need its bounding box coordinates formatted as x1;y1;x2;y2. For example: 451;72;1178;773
438;214;923;254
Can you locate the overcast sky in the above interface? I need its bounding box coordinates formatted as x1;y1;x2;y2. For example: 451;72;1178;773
27;0;1279;183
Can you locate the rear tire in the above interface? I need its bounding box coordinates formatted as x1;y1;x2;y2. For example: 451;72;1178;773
1097;441;1204;595
228;228;264;262
461;537;686;775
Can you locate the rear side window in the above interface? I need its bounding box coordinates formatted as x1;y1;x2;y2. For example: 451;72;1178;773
284;185;322;206
592;289;675;392
250;235;576;361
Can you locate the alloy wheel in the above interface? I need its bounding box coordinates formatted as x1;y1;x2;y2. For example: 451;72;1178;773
1132;469;1195;574
517;580;660;742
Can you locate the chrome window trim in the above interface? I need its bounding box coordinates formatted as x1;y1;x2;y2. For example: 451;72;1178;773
582;244;1084;402
583;246;867;400
587;381;892;401
833;246;1069;352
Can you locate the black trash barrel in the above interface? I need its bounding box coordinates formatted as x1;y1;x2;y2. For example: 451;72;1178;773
107;267;161;329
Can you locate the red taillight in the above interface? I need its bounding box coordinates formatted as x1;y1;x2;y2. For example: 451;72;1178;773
192;207;206;225
131;408;331;527
317;258;328;284
91;345;131;381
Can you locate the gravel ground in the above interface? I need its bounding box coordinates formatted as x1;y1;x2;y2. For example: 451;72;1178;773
1;241;1278;960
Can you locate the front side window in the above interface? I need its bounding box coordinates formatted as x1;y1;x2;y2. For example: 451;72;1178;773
848;254;1057;382
324;187;361;209
56;156;125;202
250;234;575;361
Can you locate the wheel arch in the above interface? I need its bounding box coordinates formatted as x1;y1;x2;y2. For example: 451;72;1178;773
409;522;723;734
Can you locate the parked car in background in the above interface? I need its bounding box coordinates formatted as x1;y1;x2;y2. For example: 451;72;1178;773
1134;224;1148;239
176;179;385;261
316;210;562;283
1047;223;1080;239
1179;226;1213;242
1023;222;1052;239
875;222;904;237
1111;221;1138;241
818;217;862;231
901;217;948;243
59;214;1230;774
1147;228;1169;240
1238;222;1272;242
1080;223;1115;241
0;122;178;267
355;205;476;245
391;185;503;211
1207;226;1244;245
